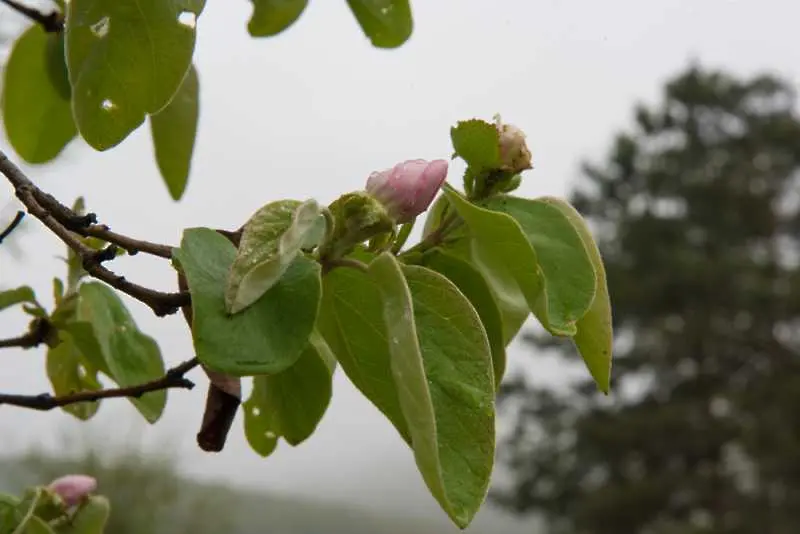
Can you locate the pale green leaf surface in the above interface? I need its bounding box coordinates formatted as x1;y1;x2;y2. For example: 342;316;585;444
369;253;494;528
174;228;320;376
226;200;322;314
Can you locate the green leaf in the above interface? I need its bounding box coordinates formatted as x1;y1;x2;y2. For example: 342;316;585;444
149;64;200;201
52;278;65;306
226;199;322;314
316;251;411;443
174;228;320;375
243;341;333;455
46;331;102;421
420;194;528;344
483;195;597;334
65;0;206;150
419;249;507;387
248;0;308;37
57;495;110;534
441;185;556;335
2;26;76;164
368;253;494;528
450;119;500;170
0;286;36;312
346;0;413;49
536;197;613;393
77;283;167;422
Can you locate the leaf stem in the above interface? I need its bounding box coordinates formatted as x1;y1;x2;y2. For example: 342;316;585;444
401;212;462;257
391;219;415;255
11;488;40;534
0;318;52;349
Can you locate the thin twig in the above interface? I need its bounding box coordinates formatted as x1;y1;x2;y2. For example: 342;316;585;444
32;190;174;258
0;211;24;244
0;357;200;411
0;150;189;316
0;0;63;32
0;318;52;349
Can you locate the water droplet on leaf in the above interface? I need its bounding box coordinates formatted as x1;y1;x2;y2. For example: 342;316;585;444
265;431;276;439
177;11;196;28
100;99;115;111
90;16;110;38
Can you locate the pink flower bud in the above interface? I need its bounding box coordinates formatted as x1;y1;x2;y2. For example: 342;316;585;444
495;116;532;173
48;474;97;507
365;159;449;223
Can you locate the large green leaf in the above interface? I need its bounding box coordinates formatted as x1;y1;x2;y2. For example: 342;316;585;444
316;250;410;443
421;194;528;345
0;286;36;312
248;0;308;37
243;341;333;455
149;64;200;201
440;185;555;334
65;0;206;149
537;197;613;392
226;199;322;314
450;119;500;170
46;331;103;421
77;283;167;423
174;228;320;376
346;0;412;49
369;253;494;528
483;195;597;335
419;249;506;387
2;26;76;163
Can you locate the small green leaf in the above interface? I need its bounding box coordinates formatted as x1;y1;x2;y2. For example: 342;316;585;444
536;197;613;393
226;199;323;314
368;253;494;529
243;390;279;457
420;249;507;387
316;250;411;443
52;278;65;306
450;119;500;170
248;0;308;37
77;283;167;423
346;0;413;49
46;331;102;421
2;26;76;164
0;286;36;311
65;0;206;150
483;195;597;334
243;341;333;455
149;64;200;201
174;228;320;376
57;495;109;534
441;185;554;334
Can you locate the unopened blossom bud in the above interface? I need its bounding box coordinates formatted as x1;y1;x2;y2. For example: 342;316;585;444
48;474;97;507
365;159;449;223
495;116;532;174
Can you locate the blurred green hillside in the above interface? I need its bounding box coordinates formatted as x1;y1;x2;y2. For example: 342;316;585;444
0;448;530;534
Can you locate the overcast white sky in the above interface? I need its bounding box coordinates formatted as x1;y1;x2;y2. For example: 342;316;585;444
1;0;799;529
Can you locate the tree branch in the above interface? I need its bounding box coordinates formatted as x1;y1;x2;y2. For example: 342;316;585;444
0;357;200;411
0;150;189;317
32;189;174;258
0;211;25;244
0;0;63;32
0;318;52;349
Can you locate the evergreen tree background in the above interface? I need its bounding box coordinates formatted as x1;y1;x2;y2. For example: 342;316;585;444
494;65;800;534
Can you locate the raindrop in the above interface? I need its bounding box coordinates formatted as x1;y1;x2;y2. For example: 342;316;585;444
100;99;115;111
264;431;276;439
252;407;261;416
177;11;196;28
90;16;110;38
